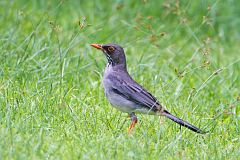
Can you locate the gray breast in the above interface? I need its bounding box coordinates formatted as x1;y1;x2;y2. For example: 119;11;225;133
102;65;136;113
102;65;153;114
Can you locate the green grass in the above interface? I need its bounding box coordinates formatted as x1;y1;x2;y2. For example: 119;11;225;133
0;0;239;159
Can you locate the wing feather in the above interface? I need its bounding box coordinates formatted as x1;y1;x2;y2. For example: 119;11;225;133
109;74;160;112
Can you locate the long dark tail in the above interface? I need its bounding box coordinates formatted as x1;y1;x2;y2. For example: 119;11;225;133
162;110;206;134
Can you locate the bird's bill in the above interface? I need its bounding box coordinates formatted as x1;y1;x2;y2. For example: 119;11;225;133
90;44;103;50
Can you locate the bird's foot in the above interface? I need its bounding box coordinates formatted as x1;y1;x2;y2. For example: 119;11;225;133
128;112;138;134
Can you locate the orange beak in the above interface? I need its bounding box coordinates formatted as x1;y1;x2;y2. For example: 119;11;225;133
90;44;103;50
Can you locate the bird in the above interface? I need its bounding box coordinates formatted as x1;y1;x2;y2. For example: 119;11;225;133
90;43;206;134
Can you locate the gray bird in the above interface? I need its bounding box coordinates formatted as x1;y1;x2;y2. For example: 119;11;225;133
91;43;206;134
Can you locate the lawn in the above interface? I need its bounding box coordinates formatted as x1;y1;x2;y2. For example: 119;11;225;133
0;0;239;159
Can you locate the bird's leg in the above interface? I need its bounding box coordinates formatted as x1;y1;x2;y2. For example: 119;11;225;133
128;112;138;133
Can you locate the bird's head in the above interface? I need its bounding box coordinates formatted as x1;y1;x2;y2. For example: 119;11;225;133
91;43;126;68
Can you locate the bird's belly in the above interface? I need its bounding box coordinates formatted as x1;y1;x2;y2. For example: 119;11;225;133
105;91;137;113
105;91;155;114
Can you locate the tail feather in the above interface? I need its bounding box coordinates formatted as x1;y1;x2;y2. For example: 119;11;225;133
162;110;206;134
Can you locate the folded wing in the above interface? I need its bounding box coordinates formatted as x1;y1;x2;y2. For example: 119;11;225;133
109;74;161;112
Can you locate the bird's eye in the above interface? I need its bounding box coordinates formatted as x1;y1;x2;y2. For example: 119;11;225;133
108;46;115;52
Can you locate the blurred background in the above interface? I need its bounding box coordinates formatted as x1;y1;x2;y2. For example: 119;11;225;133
0;0;239;159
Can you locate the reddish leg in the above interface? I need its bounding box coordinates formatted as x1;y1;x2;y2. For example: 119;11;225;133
128;112;138;134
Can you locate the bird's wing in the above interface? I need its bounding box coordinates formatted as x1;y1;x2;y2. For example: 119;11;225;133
109;74;161;112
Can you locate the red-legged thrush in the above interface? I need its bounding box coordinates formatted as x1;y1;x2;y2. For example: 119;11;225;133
91;43;206;134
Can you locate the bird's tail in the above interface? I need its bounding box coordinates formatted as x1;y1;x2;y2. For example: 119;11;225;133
162;110;206;134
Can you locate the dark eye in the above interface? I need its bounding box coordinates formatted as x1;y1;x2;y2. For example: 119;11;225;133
108;46;115;52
